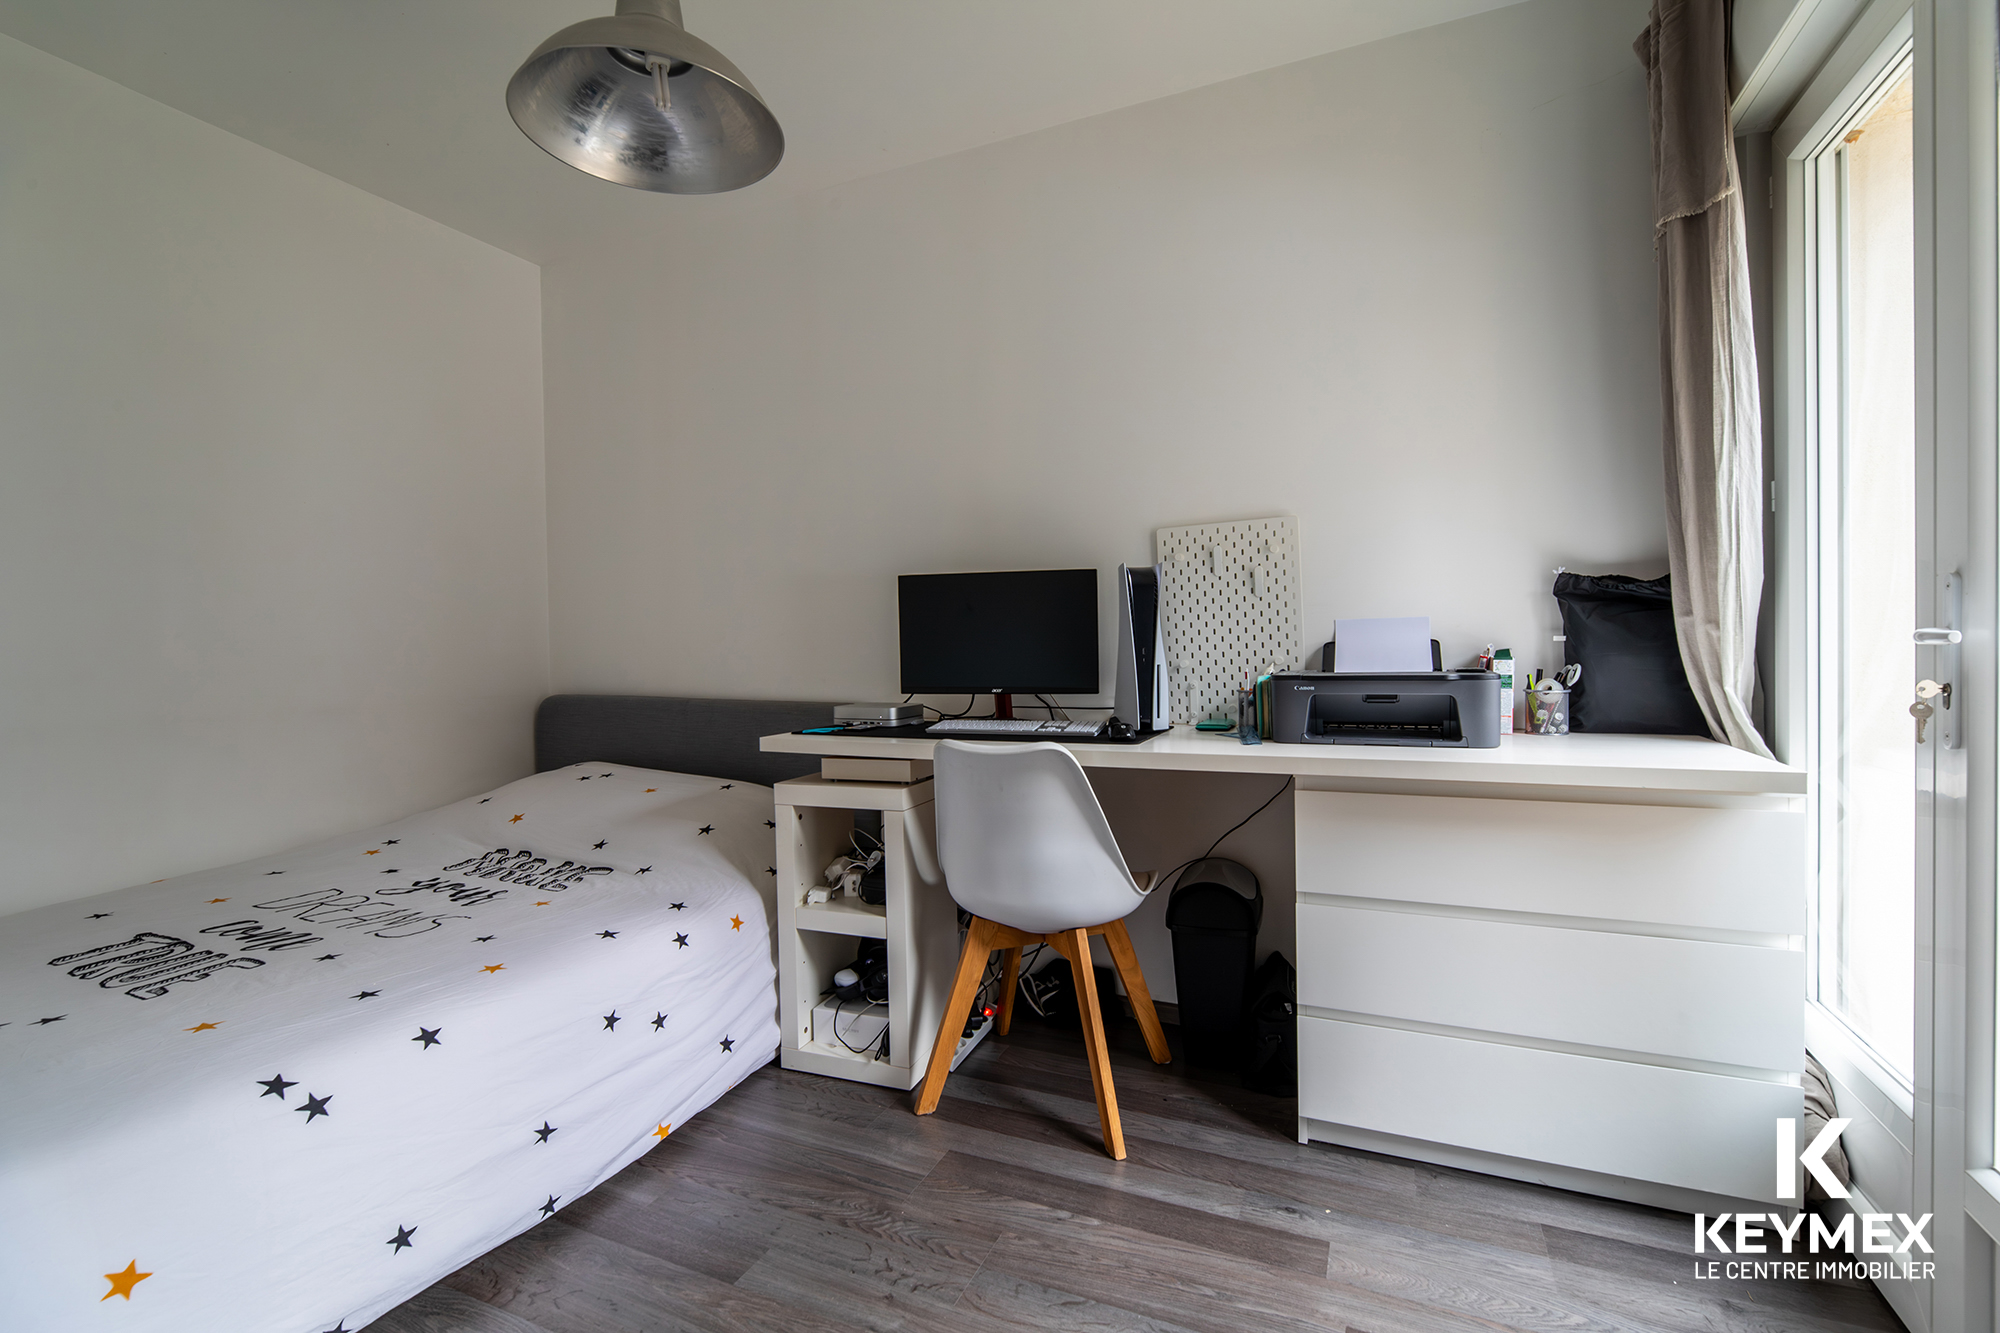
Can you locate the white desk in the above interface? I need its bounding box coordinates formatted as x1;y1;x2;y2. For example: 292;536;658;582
762;727;1808;1212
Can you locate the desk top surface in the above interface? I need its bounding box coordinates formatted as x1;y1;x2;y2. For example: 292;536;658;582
760;728;1807;795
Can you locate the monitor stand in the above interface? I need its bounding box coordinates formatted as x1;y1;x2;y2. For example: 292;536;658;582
991;692;1014;720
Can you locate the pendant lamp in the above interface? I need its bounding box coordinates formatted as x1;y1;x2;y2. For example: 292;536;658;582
507;0;783;194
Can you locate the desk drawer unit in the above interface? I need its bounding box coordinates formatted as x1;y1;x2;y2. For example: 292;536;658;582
1294;789;1806;1206
1297;1017;1802;1203
1296;903;1803;1070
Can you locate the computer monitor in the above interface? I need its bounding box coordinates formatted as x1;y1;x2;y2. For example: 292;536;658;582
898;569;1099;700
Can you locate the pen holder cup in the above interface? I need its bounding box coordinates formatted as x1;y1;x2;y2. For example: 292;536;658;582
1528;688;1570;735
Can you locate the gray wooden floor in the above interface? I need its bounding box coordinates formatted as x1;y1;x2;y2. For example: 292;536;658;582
373;1018;1905;1333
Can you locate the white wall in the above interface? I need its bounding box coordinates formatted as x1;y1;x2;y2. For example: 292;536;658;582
536;0;1662;994
538;0;1662;993
0;34;550;915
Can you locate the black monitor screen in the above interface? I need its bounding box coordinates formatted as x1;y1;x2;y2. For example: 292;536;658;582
899;569;1099;696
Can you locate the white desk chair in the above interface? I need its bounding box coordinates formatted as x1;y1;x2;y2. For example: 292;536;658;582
914;740;1172;1159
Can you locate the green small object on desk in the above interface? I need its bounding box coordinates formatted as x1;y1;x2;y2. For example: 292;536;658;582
1195;717;1233;732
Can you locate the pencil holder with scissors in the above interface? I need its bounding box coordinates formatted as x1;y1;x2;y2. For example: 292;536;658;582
1529;686;1571;735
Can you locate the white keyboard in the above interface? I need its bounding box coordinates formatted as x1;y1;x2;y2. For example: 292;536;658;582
928;718;1106;737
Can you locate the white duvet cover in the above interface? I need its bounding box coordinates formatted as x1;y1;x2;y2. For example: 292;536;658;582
0;762;781;1332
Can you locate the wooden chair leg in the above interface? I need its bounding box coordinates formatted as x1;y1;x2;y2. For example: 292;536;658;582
1102;919;1171;1066
915;916;995;1115
1054;927;1124;1159
995;946;1022;1036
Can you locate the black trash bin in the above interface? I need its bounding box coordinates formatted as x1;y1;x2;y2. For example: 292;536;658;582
1165;858;1262;1067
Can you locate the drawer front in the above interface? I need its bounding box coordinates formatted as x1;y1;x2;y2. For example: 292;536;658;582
1296;903;1803;1071
1298;1015;1801;1204
1295;790;1805;935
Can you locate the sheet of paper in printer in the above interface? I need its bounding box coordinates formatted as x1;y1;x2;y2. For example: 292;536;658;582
1332;616;1433;673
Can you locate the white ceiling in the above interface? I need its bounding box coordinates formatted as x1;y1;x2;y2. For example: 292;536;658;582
0;1;1529;264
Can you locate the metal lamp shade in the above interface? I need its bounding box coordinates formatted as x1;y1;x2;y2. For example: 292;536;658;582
506;0;783;194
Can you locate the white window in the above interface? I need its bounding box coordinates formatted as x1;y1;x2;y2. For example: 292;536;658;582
1803;55;1916;1088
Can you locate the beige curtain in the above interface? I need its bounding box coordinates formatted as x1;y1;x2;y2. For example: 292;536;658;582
1635;0;1772;758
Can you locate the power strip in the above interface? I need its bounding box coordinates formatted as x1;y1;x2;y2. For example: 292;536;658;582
949;1014;994;1072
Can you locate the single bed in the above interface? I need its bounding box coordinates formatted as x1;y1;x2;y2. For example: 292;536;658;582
0;696;830;1333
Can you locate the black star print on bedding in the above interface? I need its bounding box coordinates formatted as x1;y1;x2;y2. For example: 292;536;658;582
539;1195;560;1217
257;1075;297;1099
637;866;652;874
387;1225;416;1253
597;930;618;939
412;1028;442;1049
87;912;111;919
651;1013;667;1030
351;991;380;1000
602;1013;620;1030
316;954;340;961
697;825;714;835
593;840;607;849
719;1036;734;1053
669;902;685;910
296;1093;332;1123
533;1122;557;1143
674;934;689;948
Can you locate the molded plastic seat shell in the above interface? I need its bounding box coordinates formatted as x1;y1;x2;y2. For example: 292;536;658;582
932;740;1148;935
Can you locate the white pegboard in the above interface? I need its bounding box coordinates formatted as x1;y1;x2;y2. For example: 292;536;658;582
1155;516;1304;725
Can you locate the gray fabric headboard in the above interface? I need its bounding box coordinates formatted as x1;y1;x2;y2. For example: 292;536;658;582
534;695;834;788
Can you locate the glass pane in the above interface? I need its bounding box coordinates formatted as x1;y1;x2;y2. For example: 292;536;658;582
1820;73;1915;1080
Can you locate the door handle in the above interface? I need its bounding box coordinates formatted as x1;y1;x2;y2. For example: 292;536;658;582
1916;573;1963;749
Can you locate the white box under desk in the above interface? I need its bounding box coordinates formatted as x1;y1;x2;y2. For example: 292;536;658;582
772;775;957;1090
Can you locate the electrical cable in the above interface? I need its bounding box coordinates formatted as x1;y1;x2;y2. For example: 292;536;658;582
902;693;980;720
828;993;888;1054
1150;776;1294;897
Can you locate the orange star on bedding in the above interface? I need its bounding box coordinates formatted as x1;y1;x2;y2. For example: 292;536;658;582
183;1022;221;1033
729;915;744;931
480;964;506;974
206;897;230;904
645;788;657;793
509;814;525;824
652;1122;672;1139
365;849;381;855
534;901;550;906
101;1261;151;1301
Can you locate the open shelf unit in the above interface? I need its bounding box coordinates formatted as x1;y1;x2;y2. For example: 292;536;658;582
772;774;957;1089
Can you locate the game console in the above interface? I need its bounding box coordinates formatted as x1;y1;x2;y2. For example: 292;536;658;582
1113;563;1168;734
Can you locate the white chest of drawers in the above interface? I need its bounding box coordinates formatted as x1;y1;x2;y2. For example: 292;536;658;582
1293;785;1807;1212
